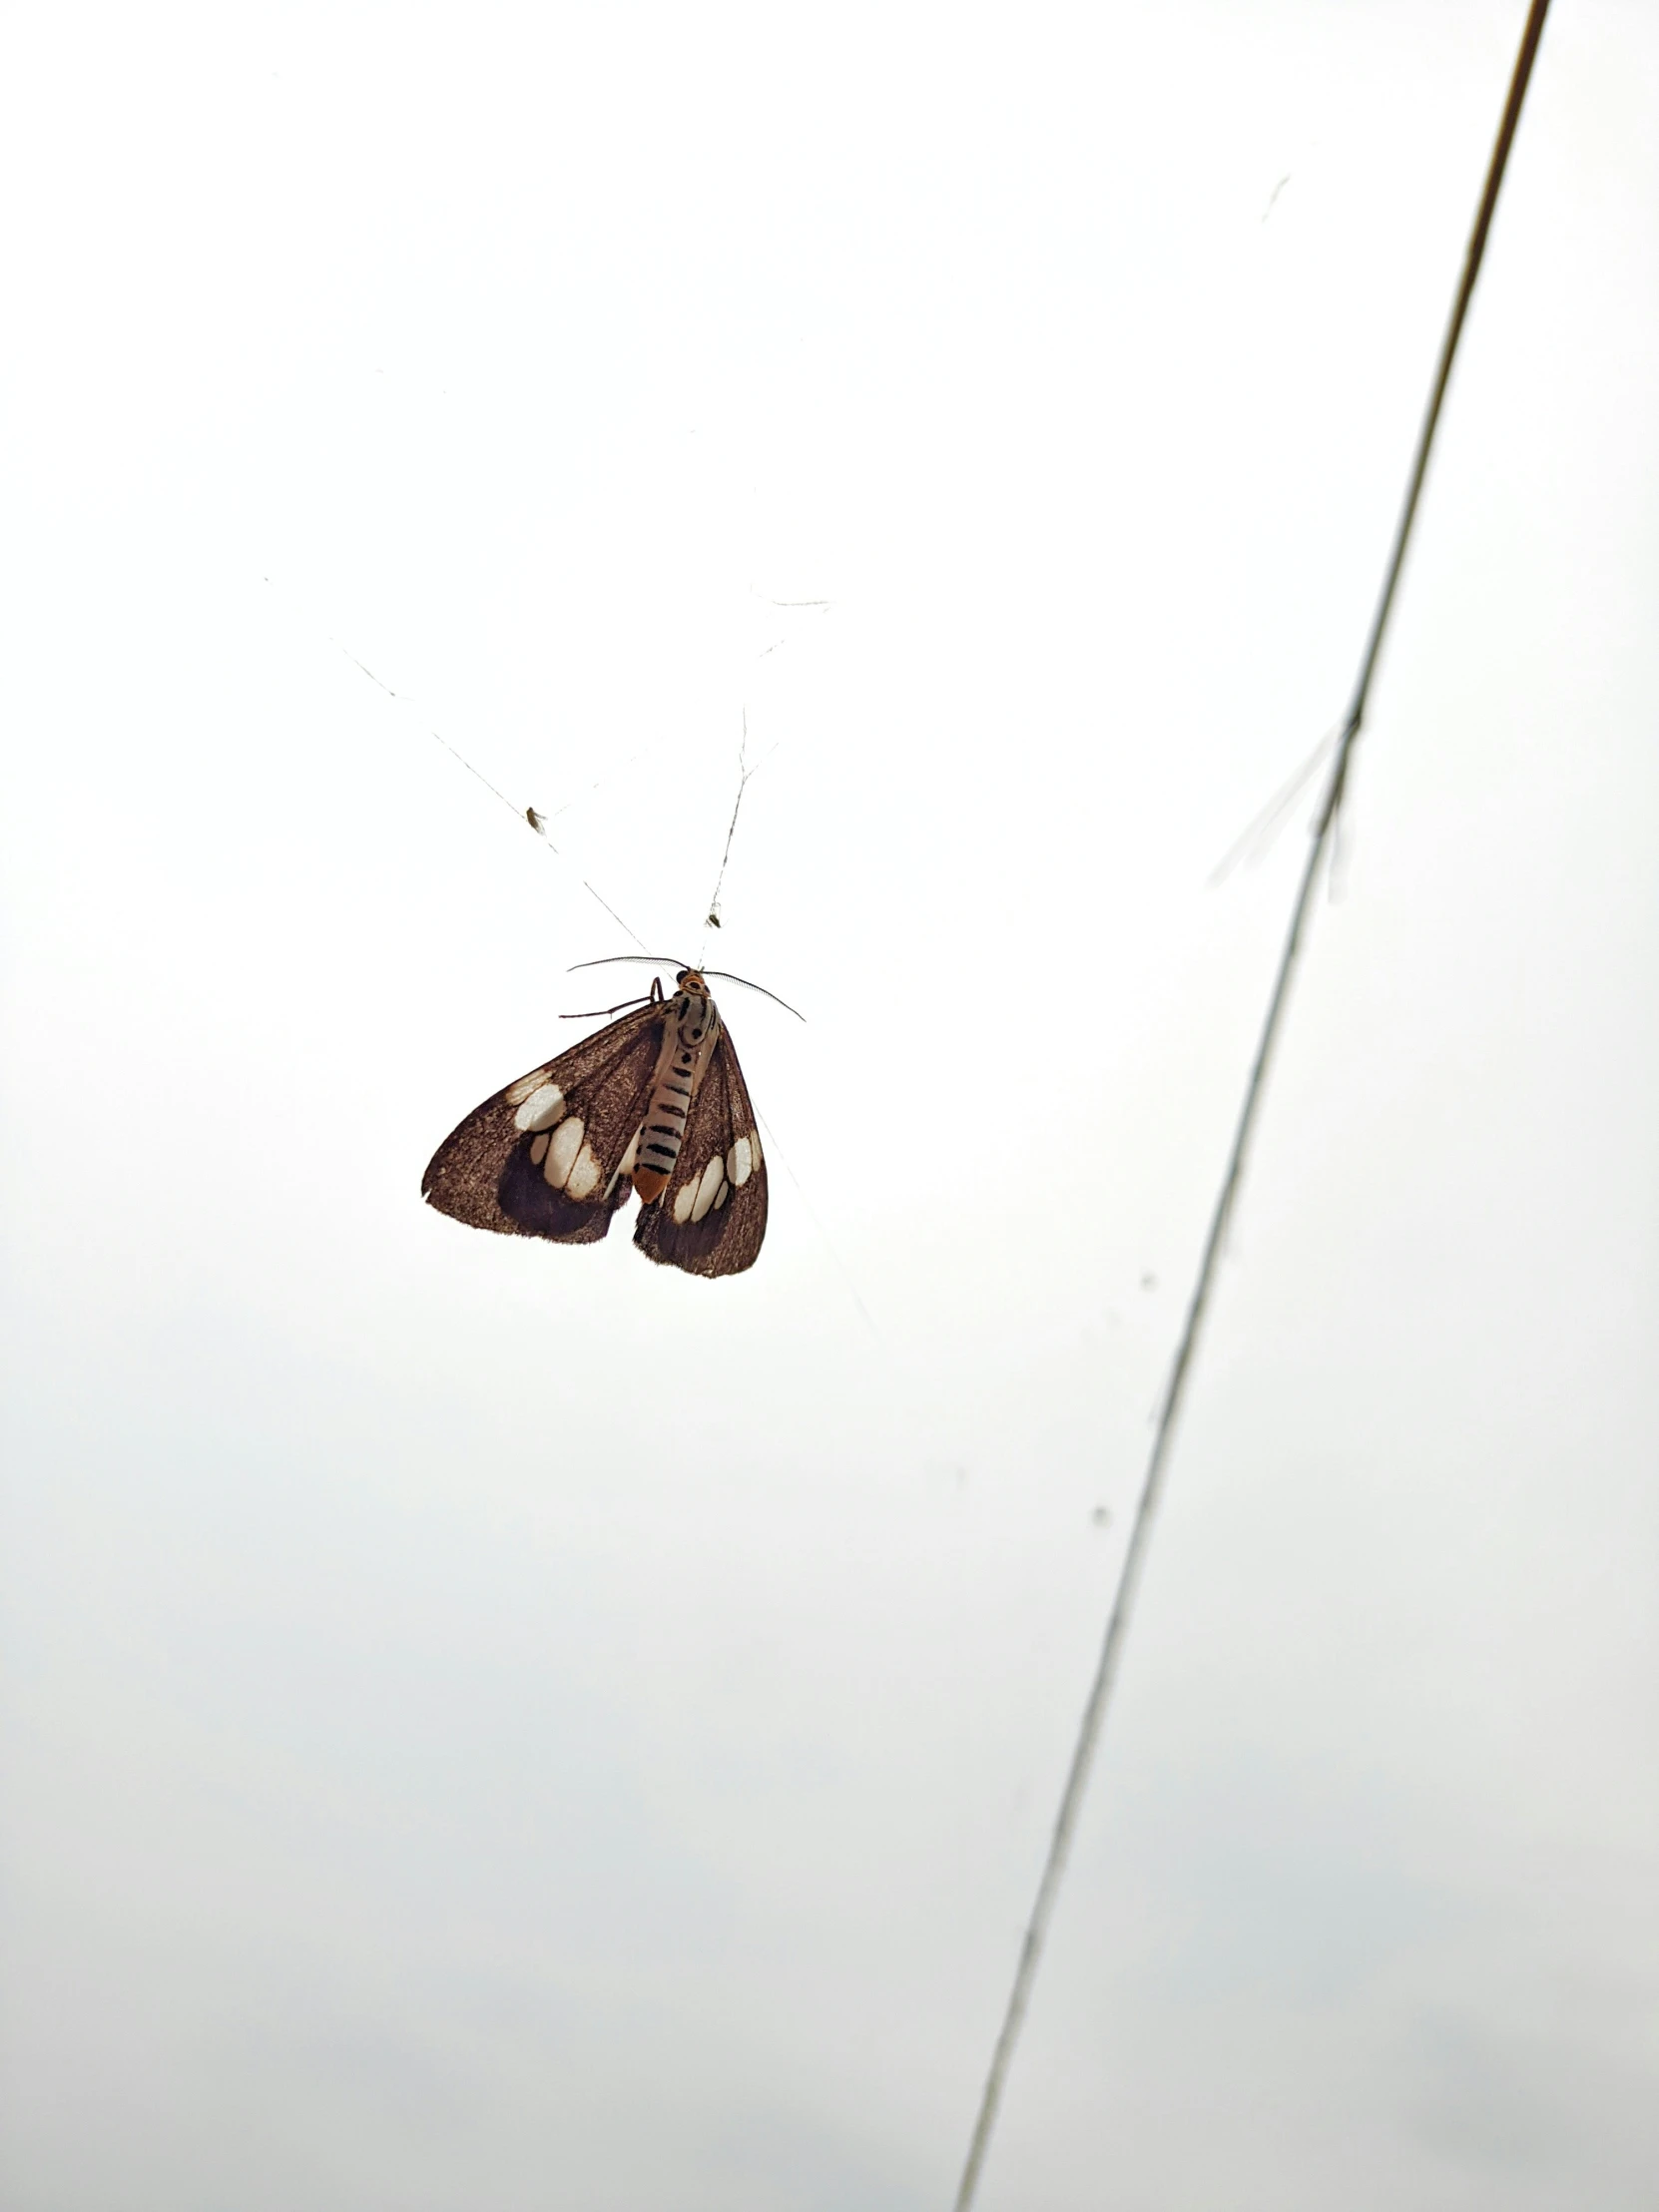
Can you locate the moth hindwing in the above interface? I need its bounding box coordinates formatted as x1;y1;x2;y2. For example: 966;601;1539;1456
632;1018;768;1279
421;969;767;1277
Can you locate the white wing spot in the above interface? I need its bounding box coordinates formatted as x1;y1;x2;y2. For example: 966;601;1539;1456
714;1179;730;1209
728;1135;753;1187
691;1155;725;1224
673;1180;697;1225
514;1082;566;1132
505;1068;552;1108
529;1131;550;1166
564;1141;602;1201
544;1115;585;1188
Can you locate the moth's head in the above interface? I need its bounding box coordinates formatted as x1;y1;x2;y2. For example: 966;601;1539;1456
675;967;709;995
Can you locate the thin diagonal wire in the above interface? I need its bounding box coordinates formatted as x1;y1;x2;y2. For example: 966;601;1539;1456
951;6;1552;2206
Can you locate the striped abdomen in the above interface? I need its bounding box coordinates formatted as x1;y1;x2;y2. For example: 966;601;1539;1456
632;988;720;1205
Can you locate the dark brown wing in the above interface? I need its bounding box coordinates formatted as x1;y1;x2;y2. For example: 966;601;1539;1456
632;1027;768;1278
422;999;664;1243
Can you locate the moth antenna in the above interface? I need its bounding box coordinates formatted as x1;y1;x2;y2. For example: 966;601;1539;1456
566;956;805;1021
568;954;689;975
699;970;806;1021
560;994;655;1019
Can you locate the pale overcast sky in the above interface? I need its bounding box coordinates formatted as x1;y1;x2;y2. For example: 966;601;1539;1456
3;3;1656;2207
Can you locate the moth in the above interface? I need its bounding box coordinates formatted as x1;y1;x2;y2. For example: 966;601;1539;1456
422;967;767;1278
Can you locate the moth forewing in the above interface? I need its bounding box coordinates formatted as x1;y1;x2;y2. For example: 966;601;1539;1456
421;996;663;1244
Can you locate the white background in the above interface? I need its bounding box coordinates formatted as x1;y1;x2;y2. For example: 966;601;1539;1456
3;3;1656;2206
